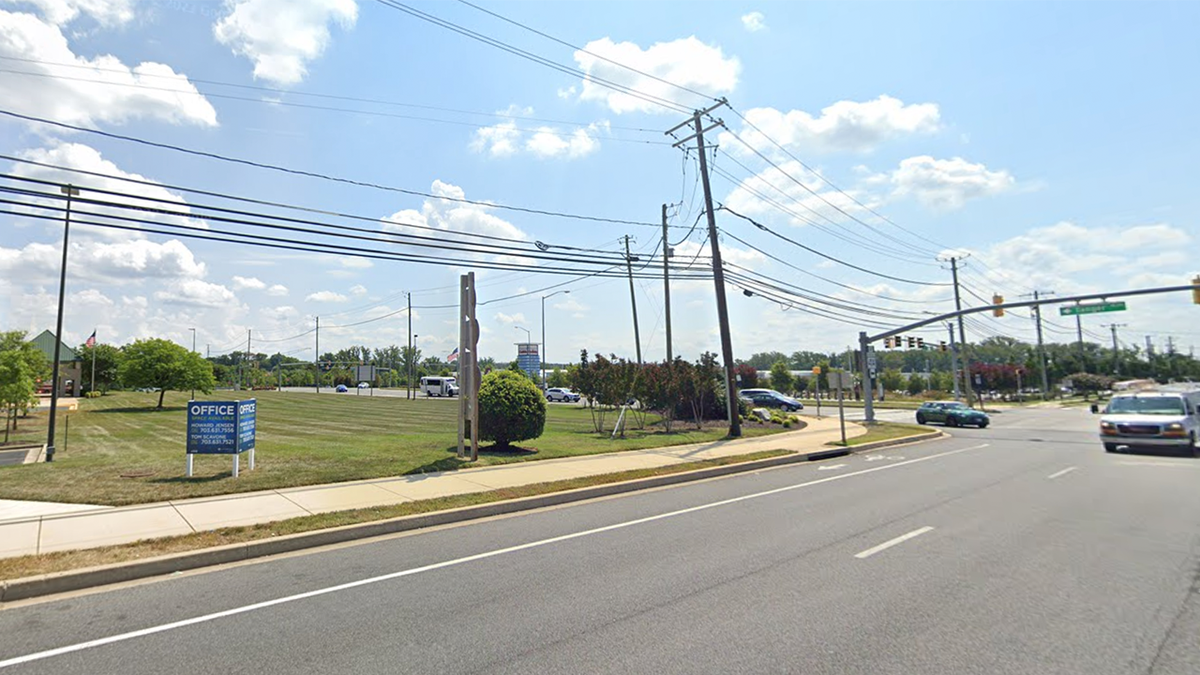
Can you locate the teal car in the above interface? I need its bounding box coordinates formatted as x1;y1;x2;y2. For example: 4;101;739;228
916;401;989;428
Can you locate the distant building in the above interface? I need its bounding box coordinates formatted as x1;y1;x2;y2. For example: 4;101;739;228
29;330;83;397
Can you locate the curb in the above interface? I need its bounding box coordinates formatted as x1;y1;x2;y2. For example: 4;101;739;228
0;431;942;603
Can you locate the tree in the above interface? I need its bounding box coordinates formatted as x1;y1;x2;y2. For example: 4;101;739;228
0;350;36;440
119;338;216;409
734;363;758;389
906;373;927;396
547;367;570;388
478;370;546;449
767;360;793;394
881;368;906;393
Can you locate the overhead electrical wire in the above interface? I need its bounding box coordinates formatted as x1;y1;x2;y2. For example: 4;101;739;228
0;108;674;230
719;206;952;287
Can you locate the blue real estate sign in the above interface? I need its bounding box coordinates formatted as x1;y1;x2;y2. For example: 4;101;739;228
187;400;256;454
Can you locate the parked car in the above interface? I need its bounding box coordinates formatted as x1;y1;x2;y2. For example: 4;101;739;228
739;389;804;412
335;384;349;393
546;387;581;403
916;401;989;428
357;382;370;389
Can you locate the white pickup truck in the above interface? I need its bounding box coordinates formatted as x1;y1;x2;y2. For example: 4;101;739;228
1098;388;1200;455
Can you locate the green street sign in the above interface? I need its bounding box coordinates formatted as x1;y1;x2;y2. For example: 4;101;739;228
1059;301;1127;316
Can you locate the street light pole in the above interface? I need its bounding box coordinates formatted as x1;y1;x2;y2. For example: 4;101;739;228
46;184;79;462
541;290;569;386
189;327;197;400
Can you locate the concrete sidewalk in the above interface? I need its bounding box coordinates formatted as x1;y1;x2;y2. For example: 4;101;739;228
0;416;867;560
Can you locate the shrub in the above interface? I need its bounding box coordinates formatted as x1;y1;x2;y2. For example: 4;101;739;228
478;370;547;449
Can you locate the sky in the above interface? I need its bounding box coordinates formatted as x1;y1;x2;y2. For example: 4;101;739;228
1;0;1199;368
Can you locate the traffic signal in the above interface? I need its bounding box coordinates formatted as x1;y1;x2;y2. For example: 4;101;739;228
916;337;925;349
907;337;916;348
1193;275;1200;304
939;341;948;352
992;294;1005;317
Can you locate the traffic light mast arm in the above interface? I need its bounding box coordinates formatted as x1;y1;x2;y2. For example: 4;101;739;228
865;283;1200;345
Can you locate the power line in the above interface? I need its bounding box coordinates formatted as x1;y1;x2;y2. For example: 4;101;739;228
0;108;672;229
720;206;952;287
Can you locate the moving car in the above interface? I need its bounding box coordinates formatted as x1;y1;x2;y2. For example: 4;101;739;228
739;389;804;412
1098;388;1200;454
545;387;580;403
357;382;370;389
335;384;349;393
916;401;989;428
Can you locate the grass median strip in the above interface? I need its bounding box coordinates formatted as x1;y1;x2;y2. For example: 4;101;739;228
0;449;791;582
828;421;931;447
0;391;786;506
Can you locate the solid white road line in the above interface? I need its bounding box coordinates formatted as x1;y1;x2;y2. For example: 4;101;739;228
0;443;990;670
1047;466;1078;480
817;464;848;471
854;526;936;559
1116;461;1200;468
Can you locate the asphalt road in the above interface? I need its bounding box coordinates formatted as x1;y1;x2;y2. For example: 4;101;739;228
3;407;1199;674
0;450;26;466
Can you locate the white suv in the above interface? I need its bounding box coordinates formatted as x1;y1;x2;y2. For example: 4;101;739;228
546;387;580;403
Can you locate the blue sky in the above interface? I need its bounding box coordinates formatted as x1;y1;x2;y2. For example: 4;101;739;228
2;0;1198;367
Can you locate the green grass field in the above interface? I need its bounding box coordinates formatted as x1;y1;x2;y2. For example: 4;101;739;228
0;390;786;506
828;421;933;447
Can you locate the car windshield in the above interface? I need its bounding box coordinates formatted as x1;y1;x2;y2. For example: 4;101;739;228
1106;396;1185;415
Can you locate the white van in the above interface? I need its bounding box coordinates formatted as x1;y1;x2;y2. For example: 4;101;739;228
420;376;459;397
1099;387;1200;454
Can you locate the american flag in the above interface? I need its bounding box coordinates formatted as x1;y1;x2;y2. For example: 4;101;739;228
446;347;459;362
85;330;96;348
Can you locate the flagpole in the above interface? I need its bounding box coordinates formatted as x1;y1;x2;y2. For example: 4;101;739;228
90;329;96;395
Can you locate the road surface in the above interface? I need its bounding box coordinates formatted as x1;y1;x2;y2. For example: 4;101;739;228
2;407;1198;674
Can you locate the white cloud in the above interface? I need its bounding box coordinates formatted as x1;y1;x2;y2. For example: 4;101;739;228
553;296;588;319
339;256;372;269
673;239;764;267
266;284;289;296
384;180;527;242
721;96;940;156
471;106;603;160
232;275;266;290
1;238;207;287
305;290;347;302
2;0;136;26
721;159;877;227
0;10;218;127
741;11;766;32
349;284;366;295
213;0;357;85
574;36;739;114
526;125;602;159
884;155;1017;210
153;279;237;308
9;142;203;239
494;312;526;325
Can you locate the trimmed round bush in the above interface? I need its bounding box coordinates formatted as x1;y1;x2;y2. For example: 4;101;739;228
478;370;547;449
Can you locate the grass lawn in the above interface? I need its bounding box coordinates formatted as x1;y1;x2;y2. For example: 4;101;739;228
828;421;932;447
0;390;786;506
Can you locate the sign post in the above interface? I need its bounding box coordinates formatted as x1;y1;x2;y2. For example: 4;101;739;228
186;399;257;477
829;371;853;445
812;366;822;418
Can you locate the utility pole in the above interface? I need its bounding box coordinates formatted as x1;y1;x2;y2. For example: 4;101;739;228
1145;335;1154;357
1105;323;1127;374
1021;290;1053;400
661;203;673;362
46;183;79;462
314;316;320;393
668;100;740;437
944;255;974;406
406;293;413;400
948;323;961;400
1076;312;1087;373
623;235;643;364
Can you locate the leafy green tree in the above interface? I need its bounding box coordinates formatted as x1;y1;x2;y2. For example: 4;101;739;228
906;373;927;396
547;367;570;388
880;368;905;393
119;338;216;409
478;370;546;449
767;360;793;394
0;350;36;440
76;342;122;394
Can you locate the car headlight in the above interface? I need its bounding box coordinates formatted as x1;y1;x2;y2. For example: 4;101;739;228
1100;422;1115;429
1165;423;1184;431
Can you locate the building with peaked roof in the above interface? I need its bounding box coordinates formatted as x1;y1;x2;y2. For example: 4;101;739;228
29;330;82;397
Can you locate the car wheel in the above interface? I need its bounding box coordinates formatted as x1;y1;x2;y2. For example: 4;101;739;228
1104;443;1119;453
978;422;988;428
916;414;926;424
946;417;958;427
